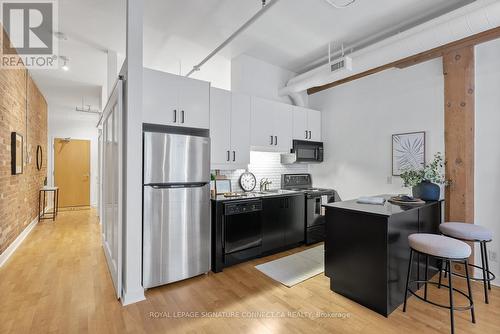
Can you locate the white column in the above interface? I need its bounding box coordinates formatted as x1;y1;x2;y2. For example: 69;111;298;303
122;0;145;305
107;50;118;97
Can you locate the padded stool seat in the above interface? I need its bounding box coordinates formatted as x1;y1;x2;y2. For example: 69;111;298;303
408;234;471;259
440;222;493;241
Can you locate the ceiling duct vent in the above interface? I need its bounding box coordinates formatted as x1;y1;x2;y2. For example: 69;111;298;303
330;56;352;73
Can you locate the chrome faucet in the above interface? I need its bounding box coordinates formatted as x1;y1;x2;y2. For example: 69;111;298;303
260;178;272;192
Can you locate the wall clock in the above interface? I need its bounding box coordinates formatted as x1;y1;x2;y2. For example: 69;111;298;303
239;172;256;192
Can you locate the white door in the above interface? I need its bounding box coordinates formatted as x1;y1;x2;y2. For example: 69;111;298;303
102;81;123;300
143;68;179;126
230;93;251;167
273;102;293;152
250;97;274;149
308;109;322;141
179;76;210;129
210;88;231;165
292;106;309;141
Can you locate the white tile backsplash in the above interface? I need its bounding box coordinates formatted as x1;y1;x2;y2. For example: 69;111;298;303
213;151;309;192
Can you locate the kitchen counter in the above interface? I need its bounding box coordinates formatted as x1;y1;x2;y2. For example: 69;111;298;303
211;189;302;202
323;194;441;217
324;195;443;317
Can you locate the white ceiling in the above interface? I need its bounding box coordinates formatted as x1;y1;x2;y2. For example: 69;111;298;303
30;0;475;118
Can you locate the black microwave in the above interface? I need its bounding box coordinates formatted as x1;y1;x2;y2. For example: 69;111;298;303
291;140;324;163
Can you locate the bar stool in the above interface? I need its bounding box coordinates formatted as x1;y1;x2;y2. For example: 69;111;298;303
403;234;475;334
439;222;495;304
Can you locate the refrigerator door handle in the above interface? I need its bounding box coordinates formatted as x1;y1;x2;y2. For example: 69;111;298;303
149;182;208;189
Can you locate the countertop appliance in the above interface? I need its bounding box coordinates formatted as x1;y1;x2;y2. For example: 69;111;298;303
222;199;263;266
281;140;324;164
142;124;211;288
281;173;338;245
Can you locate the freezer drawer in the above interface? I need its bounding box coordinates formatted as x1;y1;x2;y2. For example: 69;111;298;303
143;130;210;184
143;184;210;288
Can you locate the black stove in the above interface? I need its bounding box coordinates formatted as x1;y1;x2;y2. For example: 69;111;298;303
282;174;336;197
281;174;339;245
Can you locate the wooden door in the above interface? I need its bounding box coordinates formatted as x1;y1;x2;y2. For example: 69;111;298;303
54;138;91;207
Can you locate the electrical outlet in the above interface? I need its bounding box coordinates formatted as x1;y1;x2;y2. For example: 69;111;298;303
488;250;497;263
386;176;393;185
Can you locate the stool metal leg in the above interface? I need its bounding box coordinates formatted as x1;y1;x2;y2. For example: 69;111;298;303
438;260;443;289
447;260;455;334
464;259;475;324
403;249;414;312
480;241;489;304
424;255;429;300
444;260;449;278
42;191;46;218
38;190;41;222
483;242;491;290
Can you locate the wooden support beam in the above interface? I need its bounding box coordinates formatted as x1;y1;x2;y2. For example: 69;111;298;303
443;46;475;265
307;26;500;95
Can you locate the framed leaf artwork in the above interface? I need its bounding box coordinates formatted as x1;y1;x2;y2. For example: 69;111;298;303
392;131;425;176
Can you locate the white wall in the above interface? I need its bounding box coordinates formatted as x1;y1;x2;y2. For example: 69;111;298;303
475;39;500;285
231;54;306;105
309;58;445;200
47;108;99;207
145;34;231;90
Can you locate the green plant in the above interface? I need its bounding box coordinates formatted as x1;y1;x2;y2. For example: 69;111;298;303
400;152;447;187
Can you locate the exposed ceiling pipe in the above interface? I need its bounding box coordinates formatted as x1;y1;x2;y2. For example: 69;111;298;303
186;0;281;77
280;0;500;101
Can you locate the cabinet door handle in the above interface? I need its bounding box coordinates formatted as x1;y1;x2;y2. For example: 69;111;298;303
181;110;185;123
227;150;230;161
233;151;236;162
305;130;308;139
275;136;278;146
173;110;177;123
309;131;312;139
270;135;273;145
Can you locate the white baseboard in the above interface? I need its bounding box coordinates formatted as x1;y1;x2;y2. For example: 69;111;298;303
0;215;39;267
121;288;146;306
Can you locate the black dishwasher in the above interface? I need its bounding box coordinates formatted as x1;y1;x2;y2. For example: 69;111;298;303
223;199;263;266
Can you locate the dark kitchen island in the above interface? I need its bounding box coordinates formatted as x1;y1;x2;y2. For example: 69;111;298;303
323;195;443;317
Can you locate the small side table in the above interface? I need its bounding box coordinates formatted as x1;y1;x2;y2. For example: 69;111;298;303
39;186;59;221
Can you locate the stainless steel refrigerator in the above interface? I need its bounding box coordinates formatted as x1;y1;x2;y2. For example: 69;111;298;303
142;125;211;288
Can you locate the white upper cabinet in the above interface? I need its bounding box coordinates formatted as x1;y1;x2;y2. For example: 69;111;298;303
210;88;231;165
292;106;309;141
230;93;251;167
272;102;292;152
178;75;210;129
250;97;292;152
308;109;321;141
291;106;321;142
250;97;275;149
143;68;209;129
209;88;251;169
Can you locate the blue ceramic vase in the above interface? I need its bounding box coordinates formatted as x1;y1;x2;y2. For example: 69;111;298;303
412;180;440;201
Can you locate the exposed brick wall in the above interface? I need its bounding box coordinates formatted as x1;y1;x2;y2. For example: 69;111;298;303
0;29;48;254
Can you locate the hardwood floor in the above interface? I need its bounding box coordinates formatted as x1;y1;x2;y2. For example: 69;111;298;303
0;210;498;334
